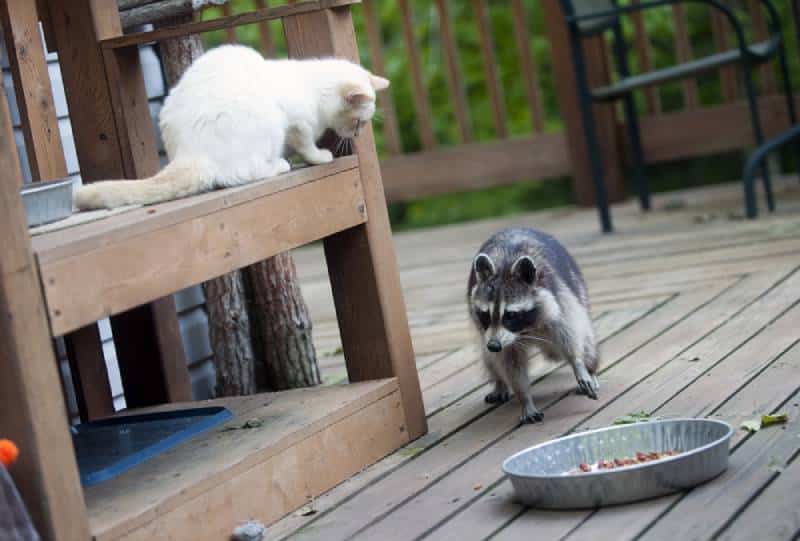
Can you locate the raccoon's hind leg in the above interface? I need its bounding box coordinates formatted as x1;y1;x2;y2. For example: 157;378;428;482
483;357;511;404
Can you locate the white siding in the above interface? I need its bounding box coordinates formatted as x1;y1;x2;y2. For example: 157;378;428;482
1;25;215;417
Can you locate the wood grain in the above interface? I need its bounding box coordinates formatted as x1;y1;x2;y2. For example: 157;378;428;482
39;168;366;336
397;0;436;149
380;133;570;202
283;6;427;440
541;0;626;205
435;0;473;142
101;0;361;49
472;0;507;138
362;0;402;153
0;83;90;541
85;379;401;540
0;0;67;181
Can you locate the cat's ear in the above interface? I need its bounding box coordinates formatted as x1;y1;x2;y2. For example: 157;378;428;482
369;74;390;91
345;91;373;106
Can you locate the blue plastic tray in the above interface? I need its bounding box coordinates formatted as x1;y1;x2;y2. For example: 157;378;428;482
72;407;233;487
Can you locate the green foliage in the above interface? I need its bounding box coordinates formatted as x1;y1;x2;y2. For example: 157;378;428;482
204;1;800;231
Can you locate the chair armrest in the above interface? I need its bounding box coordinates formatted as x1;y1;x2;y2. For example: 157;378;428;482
567;0;761;59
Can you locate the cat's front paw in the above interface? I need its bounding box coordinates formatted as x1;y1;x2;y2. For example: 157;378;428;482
306;149;333;165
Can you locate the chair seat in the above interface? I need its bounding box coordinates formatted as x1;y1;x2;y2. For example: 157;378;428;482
592;40;778;101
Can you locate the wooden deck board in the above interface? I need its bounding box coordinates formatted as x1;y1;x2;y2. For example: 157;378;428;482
275;178;800;540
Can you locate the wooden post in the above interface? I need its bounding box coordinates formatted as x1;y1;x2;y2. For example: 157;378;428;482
283;6;427;440
1;0;115;421
0;84;90;541
45;0;192;408
542;0;626;205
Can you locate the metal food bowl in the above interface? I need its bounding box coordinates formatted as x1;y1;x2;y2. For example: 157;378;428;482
502;418;733;509
21;178;74;227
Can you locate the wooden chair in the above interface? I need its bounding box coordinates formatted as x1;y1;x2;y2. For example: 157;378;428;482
0;1;427;539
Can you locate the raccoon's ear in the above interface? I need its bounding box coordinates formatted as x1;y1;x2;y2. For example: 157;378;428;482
511;256;537;285
473;253;496;282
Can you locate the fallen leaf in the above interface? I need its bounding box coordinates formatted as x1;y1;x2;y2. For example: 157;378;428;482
613;411;656;425
767;456;786;474
761;413;789;428
295;505;316;517
473;484;483;491
741;420;761;433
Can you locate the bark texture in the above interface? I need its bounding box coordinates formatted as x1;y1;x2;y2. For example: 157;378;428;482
245;253;320;390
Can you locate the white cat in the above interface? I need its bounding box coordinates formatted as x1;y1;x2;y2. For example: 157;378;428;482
74;45;389;210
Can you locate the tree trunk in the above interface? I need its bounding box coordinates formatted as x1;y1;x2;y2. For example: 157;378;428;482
244;253;320;390
155;18;319;394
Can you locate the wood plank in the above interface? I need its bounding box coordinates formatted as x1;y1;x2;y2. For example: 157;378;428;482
748;0;776;94
541;0;626;205
362;0;402;153
413;270;792;541
285;282;732;541
671;3;699;109
560;296;800;540
510;0;545;132
1;0;115;420
381;133;570;202
283;5;427;440
397;0;436;149
254;0;275;56
435;0;472;141
47;0;191;408
221;2;238;43
639;391;800;541
100;0;361;49
40;168;366;336
631;0;660;115
0;83;90;541
472;0;506;138
85;379;401;540
33;157;358;263
711;10;738;102
0;0;67;181
270;304;657;540
637;96;800;163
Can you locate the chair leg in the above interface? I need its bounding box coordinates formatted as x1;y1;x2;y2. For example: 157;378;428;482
741;63;775;213
569;32;613;233
613;24;650;211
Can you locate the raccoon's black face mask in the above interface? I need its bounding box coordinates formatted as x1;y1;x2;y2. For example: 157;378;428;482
469;253;540;351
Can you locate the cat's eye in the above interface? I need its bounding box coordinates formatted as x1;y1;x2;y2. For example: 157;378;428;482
502;309;537;332
476;309;491;329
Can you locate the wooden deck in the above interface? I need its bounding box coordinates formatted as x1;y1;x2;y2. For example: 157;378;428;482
275;177;800;541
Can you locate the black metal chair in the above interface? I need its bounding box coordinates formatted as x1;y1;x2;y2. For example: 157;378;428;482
742;0;800;218
560;0;798;233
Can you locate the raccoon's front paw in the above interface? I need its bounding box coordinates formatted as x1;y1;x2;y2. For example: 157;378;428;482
575;375;599;400
519;405;544;424
484;390;511;404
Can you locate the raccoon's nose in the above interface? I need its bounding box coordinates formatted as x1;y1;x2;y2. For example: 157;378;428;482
487;338;502;353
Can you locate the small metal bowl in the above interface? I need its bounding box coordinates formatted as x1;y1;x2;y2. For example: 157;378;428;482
502;418;733;509
21;178;74;227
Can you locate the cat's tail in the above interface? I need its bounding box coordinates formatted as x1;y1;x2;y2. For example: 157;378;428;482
73;158;213;210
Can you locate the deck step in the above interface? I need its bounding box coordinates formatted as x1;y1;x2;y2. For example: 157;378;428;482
32;156;363;336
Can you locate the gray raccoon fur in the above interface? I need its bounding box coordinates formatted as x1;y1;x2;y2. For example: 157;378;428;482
467;228;599;424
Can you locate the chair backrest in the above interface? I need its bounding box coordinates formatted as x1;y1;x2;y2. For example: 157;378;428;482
561;0;618;34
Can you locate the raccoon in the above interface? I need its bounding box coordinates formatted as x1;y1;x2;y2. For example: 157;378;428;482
467;228;599;424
